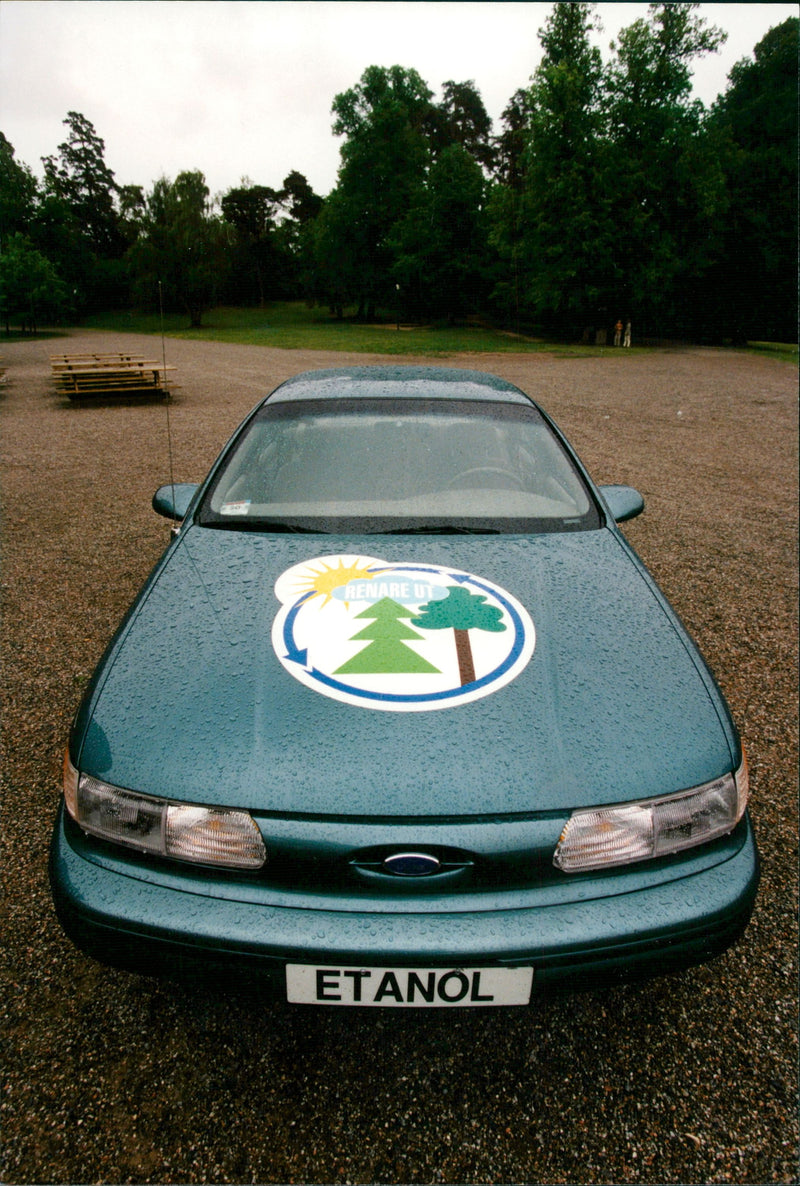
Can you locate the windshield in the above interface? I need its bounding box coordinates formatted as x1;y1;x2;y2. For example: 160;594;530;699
198;398;600;534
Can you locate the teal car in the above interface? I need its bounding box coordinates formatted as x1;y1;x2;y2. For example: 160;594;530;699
50;367;758;1006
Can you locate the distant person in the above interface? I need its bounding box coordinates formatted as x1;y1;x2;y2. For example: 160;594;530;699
614;319;623;346
623;321;632;347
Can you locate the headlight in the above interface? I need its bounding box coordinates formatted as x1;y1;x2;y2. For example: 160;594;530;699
553;755;749;873
63;755;266;870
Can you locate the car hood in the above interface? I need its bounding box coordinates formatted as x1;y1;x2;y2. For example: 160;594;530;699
76;527;736;817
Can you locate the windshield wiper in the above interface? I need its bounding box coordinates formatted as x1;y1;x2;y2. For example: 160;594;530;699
205;519;327;533
375;523;503;535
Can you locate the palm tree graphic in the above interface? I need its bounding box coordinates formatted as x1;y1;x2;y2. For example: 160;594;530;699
334;597;441;675
411;585;506;685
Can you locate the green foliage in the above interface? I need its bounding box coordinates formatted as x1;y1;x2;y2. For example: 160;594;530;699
512;2;612;331
488;1;745;339
30;112;129;311
0;233;70;332
280;171;324;224
322;66;433;318
309;189;361;318
704;17;798;342
412;586;506;634
118;184;146;246
428;80;496;171
129;171;231;326
221;184;281;242
42;111;122;259
607;2;725;111
332;64;434;142
0;132;37;240
1;6;793;344
601;3;728;334
217;172;323;307
489;91;534;327
319;66;502;321
392;145;492;321
221;183;282;305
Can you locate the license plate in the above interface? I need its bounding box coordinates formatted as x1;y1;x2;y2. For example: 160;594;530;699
286;965;533;1007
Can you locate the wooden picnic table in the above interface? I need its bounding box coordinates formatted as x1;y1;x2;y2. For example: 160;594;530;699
51;353;176;399
51;352;148;363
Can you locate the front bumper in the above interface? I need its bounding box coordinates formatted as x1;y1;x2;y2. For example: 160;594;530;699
49;803;759;996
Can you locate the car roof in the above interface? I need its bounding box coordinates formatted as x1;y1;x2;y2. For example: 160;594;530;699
264;366;535;407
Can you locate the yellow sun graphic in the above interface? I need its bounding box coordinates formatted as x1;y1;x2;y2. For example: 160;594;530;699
294;558;389;607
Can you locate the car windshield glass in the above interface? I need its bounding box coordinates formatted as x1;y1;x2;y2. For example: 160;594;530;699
197;398;600;534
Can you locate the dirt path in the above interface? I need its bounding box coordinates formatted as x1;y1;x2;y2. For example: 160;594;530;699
2;329;797;1184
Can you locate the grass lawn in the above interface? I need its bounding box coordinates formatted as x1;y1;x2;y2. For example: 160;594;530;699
82;304;623;357
743;341;799;364
57;305;800;363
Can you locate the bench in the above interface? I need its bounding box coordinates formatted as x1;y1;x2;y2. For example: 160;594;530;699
51;353;176;399
51;352;147;363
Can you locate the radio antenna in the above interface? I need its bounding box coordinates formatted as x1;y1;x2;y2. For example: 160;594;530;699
158;281;177;507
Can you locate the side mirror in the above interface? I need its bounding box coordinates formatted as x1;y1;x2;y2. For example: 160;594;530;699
599;484;645;523
152;483;199;521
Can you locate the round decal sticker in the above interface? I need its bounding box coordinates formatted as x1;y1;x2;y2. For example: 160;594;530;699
272;555;535;711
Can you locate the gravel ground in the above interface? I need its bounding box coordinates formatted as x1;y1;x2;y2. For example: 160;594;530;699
1;330;797;1185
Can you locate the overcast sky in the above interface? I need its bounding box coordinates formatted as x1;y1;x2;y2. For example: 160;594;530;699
1;2;795;200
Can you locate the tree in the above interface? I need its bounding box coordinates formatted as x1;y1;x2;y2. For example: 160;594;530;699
221;182;282;305
393;144;492;321
117;184;146;251
335;598;440;675
428;80;496;172
275;171;324;300
704;17;798;341
324;65;433;317
310;188;359;318
39;112;128;310
0;233;69;333
603;3;727;336
319;68;501;320
488;90;533;328
493;89;532;189
280;170;324;225
0;132;37;244
42;112;122;257
412;586;506;686
515;2;615;333
129;171;231;326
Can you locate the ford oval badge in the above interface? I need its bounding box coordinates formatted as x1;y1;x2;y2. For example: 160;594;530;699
383;852;441;877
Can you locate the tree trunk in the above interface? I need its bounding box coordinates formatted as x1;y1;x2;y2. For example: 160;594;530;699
185;300;203;328
453;629;475;686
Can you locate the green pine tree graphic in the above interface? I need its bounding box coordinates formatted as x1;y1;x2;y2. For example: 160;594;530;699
335;597;441;675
